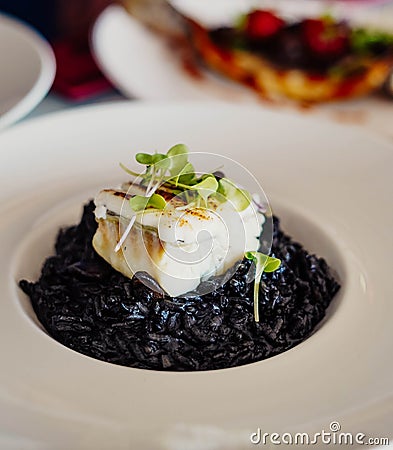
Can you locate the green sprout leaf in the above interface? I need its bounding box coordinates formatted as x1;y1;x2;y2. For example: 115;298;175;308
263;257;281;273
167;144;190;177
189;176;219;206
245;251;281;322
122;146;256;218
151;153;166;162
129;194;167;212
173;162;195;186
129;196;149;212
233;188;251;212
218;178;251;211
153;155;170;172
178;170;196;185
135;153;153;165
167;143;189;157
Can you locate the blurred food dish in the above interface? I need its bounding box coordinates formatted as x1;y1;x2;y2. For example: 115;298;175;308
0;13;55;129
92;3;393;137
92;4;257;101
122;0;184;38
185;9;393;103
165;0;393;103
384;68;393;96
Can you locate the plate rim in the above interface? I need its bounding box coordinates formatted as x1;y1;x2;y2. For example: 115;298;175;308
0;12;56;130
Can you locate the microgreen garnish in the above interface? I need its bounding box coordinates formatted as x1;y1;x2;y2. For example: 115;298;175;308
119;144;282;314
120;144;252;212
167;144;189;175
217;178;251;212
135;153;154;165
173;162;195;186
188;176;219;207
245;251;281;322
129;193;166;212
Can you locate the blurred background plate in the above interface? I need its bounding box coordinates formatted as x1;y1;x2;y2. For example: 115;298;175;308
168;0;393;29
91;4;257;102
91;3;393;139
0;13;55;130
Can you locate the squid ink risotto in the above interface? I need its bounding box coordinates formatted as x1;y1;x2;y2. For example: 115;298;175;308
20;145;340;371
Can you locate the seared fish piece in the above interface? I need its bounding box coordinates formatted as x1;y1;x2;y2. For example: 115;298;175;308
93;183;264;297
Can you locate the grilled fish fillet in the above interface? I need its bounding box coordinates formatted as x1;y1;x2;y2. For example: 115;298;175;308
92;183;264;297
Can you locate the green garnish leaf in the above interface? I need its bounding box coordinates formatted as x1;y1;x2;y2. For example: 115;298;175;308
351;27;393;54
189;176;219;205
233;188;252;212
151;153;167;164
135;153;153;165
153;154;170;171
218;178;251;211
129;193;167;212
167;144;189;177
178;169;196;185
148;193;167;210
264;257;282;273
129;196;150;212
167;143;189;157
174;162;195;186
245;251;264;262
245;251;281;322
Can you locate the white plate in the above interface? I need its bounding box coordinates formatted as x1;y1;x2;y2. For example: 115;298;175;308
0;102;392;449
0;13;56;130
169;0;393;30
91;5;257;103
91;5;393;140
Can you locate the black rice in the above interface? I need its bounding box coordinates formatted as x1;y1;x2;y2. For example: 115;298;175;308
19;202;340;371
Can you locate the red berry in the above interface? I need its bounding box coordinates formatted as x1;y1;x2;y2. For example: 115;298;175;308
302;19;349;58
246;10;285;39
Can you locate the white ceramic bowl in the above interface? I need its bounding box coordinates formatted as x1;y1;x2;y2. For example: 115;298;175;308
0;102;392;449
0;13;56;130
